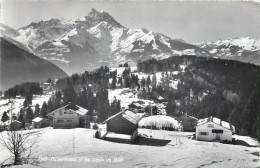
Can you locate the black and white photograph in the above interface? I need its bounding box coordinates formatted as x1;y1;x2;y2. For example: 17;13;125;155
0;0;260;167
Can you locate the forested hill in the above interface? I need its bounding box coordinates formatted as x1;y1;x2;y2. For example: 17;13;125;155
0;38;68;91
137;56;260;139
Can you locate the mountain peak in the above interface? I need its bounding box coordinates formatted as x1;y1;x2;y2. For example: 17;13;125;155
86;8;123;28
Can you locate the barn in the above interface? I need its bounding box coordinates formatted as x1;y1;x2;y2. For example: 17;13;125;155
47;103;89;129
177;114;198;132
102;109;142;142
195;116;235;142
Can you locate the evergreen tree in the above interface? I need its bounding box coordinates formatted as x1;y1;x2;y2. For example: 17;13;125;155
166;99;177;116
1;111;9;122
141;78;146;88
118;77;123;88
34;104;40;118
53;91;62;109
41;102;48;118
47;78;52;83
26;106;34;122
63;82;77;105
111;75;117;90
18;109;24;122
23;94;32;107
152;75;157;87
146;75;151;87
77;87;88;109
18;109;25;128
47;98;54;113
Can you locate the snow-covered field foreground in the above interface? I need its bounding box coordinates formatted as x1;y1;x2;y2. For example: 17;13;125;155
0;128;259;168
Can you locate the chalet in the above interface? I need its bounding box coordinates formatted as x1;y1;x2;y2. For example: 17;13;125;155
47;104;89;129
195;116;235;142
102;109;142;142
176;114;198;132
32;117;49;128
3;120;22;130
41;83;52;91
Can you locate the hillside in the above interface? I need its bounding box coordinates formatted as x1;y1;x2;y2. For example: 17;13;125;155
0;38;67;91
136;56;260;139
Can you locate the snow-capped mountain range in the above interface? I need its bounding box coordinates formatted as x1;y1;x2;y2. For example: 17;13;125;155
1;8;259;75
1;9;210;74
196;37;260;65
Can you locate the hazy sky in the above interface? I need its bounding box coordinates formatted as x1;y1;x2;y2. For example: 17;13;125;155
1;0;260;43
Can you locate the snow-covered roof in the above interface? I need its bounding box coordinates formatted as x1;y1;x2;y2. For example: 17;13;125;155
4;120;22;125
103;109;142;124
212;118;221;125
158;96;165;100
72;105;89;116
123;110;142;124
47;104;89;117
32;117;43;123
197;116;235;132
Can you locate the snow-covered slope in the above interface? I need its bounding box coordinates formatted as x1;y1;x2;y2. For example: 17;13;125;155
8;8;210;74
196;37;260;65
0;92;53;118
0;128;259;167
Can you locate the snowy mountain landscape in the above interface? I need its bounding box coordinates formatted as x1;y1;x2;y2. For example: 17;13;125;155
2;9;260;75
1;4;260;168
1;8;212;75
196;37;260;65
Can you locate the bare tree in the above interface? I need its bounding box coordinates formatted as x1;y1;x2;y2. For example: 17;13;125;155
0;128;41;165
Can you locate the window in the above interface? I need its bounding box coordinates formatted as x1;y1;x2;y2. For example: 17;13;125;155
57;119;64;123
212;129;223;133
199;132;209;135
59;111;63;116
64;111;73;114
67;119;73;122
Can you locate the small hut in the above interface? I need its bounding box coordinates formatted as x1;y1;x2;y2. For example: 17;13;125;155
32;117;49;128
102;109;142;142
177;114;198;132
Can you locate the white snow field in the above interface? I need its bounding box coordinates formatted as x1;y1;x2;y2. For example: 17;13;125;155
0;128;259;168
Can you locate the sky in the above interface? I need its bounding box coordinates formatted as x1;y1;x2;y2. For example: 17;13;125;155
1;0;260;43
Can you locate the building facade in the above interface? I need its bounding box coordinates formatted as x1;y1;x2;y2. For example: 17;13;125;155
47;104;89;129
195;116;235;142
